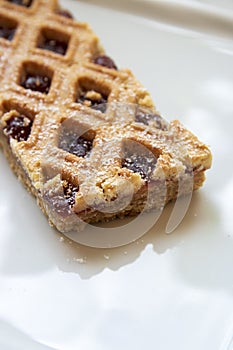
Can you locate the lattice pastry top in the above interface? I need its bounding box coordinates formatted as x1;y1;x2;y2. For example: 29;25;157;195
0;0;212;233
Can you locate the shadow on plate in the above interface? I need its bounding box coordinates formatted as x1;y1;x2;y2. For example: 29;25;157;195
1;189;233;295
56;190;233;294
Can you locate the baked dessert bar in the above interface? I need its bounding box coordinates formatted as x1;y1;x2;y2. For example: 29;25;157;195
0;0;212;233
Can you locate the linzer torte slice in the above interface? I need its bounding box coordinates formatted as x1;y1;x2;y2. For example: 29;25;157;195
0;0;212;233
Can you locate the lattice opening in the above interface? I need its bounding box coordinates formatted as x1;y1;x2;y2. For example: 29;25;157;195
121;139;159;181
6;0;33;8
20;61;53;94
55;7;74;19
135;106;168;130
76;78;110;113
38;28;70;56
1;101;35;142
0;15;17;41
58;119;96;158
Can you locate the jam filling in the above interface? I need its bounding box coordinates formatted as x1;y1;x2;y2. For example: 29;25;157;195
77;90;108;113
93;55;118;70
63;181;79;207
39;38;68;56
59;131;94;158
7;0;33;7
135;108;167;130
0;26;16;41
56;9;74;19
122;151;158;181
22;74;51;94
4;114;32;142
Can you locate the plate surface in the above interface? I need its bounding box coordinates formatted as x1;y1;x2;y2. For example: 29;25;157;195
0;1;233;349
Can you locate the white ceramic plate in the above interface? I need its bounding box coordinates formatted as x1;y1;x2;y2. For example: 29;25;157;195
0;1;233;349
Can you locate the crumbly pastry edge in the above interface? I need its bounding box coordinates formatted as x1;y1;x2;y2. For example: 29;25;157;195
0;125;210;233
